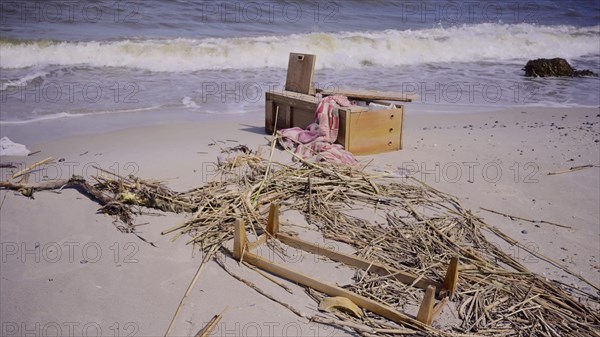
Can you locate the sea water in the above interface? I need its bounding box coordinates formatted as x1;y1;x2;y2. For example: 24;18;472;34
0;0;598;129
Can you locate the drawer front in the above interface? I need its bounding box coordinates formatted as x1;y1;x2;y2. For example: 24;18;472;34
346;108;403;155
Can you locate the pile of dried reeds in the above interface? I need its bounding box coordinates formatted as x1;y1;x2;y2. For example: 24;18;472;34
189;145;599;336
2;142;599;336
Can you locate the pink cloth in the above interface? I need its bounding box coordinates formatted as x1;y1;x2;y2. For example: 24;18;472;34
280;95;357;166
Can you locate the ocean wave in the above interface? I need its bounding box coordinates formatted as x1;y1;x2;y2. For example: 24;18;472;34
181;96;201;109
0;106;161;124
0;70;49;91
0;23;598;72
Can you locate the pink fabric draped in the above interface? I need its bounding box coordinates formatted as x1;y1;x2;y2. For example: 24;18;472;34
280;95;357;165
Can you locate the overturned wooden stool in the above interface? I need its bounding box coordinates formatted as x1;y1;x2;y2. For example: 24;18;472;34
231;203;459;327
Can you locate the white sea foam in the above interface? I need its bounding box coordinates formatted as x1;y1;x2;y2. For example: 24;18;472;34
181;96;201;109
1;24;598;72
0;71;49;90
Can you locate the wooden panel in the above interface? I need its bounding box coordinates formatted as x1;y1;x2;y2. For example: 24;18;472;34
281;104;291;129
319;88;416;102
336;108;349;149
336;106;367;148
343;106;369;113
285;53;316;95
290;106;315;129
274;103;290;132
346;107;403;155
265;99;274;134
276;232;441;292
266;91;318;132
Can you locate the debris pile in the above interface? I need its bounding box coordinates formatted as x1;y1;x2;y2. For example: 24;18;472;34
1;141;599;336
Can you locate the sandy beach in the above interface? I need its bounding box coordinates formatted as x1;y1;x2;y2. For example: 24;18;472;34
1;106;598;336
2;0;600;335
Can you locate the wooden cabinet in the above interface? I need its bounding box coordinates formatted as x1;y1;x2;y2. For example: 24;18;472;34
265;90;403;155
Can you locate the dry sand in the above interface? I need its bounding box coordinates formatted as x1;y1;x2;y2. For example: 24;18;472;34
1;107;598;336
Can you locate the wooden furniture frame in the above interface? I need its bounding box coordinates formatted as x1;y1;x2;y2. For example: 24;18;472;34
231;203;459;327
265;90;404;155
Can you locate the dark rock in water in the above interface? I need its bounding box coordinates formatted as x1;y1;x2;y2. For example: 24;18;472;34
573;69;598;77
523;58;597;77
524;58;573;77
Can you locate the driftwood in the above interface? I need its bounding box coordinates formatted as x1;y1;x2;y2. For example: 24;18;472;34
0;178;69;194
0;175;109;203
11;157;54;179
547;164;600;175
0;172;184;237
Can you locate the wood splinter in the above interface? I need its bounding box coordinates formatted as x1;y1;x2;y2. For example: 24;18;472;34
193;308;227;337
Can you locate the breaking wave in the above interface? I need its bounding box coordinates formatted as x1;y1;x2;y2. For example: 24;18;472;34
1;23;598;72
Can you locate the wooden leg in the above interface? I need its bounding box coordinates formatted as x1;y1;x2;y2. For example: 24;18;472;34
266;203;280;235
241;250;428;330
248;202;279;251
416;285;436;325
233;218;247;260
442;257;459;300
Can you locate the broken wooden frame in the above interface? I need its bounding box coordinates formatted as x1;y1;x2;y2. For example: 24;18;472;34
231;203;459;327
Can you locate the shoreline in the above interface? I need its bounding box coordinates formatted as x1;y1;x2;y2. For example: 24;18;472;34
1;106;599;335
4;102;599;147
